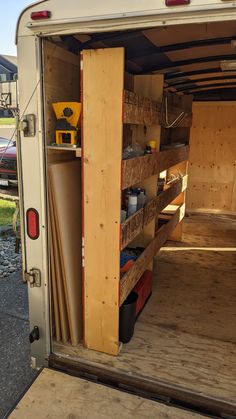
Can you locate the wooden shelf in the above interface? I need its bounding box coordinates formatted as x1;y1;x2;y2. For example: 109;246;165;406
47;146;82;158
122;146;189;189
123;90;192;127
119;204;185;305
121;175;188;250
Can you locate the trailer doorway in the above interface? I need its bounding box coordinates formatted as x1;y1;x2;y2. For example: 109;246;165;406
43;19;236;416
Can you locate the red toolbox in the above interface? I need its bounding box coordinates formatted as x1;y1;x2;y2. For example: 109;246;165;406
133;270;153;316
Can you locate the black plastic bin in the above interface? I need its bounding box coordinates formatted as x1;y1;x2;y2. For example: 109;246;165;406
119;291;138;344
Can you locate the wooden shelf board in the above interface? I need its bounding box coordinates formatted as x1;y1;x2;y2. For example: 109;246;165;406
120;204;185;305
123;90;192;127
122;146;189;190
47;146;82;157
121;175;188;250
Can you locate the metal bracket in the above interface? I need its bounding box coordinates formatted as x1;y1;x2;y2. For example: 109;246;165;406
24;268;41;288
22;114;36;137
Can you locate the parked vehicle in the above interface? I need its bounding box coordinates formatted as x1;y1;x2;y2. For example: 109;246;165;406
0;137;17;186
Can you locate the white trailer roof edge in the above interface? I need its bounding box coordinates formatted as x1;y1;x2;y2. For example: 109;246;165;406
16;1;236;40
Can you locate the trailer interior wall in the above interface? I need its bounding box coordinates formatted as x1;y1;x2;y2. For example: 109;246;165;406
187;102;236;214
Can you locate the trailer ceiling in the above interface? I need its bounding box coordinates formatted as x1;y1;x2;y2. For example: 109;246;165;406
49;20;236;101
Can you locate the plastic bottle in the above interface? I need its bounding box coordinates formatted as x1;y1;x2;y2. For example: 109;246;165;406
137;190;146;210
128;194;138;217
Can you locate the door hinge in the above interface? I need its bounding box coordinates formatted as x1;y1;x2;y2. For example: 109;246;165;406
24;268;41;288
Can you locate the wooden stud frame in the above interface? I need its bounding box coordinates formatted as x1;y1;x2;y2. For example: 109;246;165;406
82;48;124;355
82;48;190;356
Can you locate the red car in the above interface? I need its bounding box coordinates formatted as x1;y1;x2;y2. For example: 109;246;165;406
0;137;17;187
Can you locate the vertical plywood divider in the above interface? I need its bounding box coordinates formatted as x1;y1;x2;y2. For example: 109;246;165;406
132;75;164;258
167;160;189;241
82;48;124;355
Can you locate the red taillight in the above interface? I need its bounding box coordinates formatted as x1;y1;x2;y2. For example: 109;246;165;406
26;208;40;240
31;10;51;20
166;0;190;5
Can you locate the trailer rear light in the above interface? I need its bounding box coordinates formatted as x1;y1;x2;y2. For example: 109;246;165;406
31;11;51;20
26;208;40;240
165;0;190;5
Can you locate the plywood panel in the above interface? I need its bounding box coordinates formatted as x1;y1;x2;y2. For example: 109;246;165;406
121;175;188;250
49;183;70;344
187;102;236;213
122;146;189;189
49;160;82;346
10;369;204;419
83;48;124;355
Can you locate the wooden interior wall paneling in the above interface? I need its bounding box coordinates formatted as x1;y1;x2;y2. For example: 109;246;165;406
83;48;124;356
187;102;236;214
122;146;189;189
42;40;80;147
232;163;236;213
120;204;185;305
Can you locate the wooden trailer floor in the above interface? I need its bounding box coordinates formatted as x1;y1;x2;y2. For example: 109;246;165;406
53;214;236;407
10;368;205;419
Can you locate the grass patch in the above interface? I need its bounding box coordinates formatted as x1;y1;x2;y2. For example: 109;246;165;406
0;199;15;226
0;118;15;126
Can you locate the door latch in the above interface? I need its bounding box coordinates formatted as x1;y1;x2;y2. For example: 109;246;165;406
21;114;36;137
24;268;41;288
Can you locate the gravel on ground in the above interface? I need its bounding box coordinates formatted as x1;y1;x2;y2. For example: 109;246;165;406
0;234;22;279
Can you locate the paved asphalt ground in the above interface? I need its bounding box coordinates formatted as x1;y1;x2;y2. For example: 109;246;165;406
0;271;37;418
0;126;37;417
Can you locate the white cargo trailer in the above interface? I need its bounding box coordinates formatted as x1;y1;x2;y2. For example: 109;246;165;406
13;0;236;417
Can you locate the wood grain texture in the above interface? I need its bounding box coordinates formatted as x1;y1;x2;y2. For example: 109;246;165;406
48;192;61;342
43;40;80;146
10;369;204;419
132;75;164;268
49;160;82;346
187;102;236;214
121;176;187;250
121;208;144;250
54;215;236;406
120;204;185;305
49;181;70;344
122;146;189;189
124;90;192;127
82;48;124;355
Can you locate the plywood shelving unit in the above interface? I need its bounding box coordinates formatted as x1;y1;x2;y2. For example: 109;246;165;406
47;146;82;158
81;47;191;356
